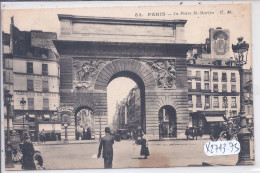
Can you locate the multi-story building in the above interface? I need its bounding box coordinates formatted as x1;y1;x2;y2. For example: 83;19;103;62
126;86;141;130
2;32;14;133
113;86;141;132
243;69;253;123
187;27;241;133
6;18;61;141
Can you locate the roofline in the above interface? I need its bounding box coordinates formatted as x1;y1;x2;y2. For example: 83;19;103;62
57;14;187;26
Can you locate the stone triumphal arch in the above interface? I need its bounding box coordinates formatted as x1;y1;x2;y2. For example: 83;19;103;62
54;14;192;140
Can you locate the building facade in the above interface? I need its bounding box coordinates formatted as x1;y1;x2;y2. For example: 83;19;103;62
113;86;141;131
187;27;241;133
3;32;14;133
6;19;61;141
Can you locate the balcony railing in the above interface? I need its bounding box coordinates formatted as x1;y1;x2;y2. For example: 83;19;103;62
188;103;193;108
213;104;219;108
204;103;210;109
222;78;227;82
196;103;202;108
222;104;228;108
231;104;237;108
195;77;201;81
231;78;236;82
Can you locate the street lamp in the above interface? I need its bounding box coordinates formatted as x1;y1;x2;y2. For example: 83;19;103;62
20;97;26;130
223;95;227;118
232;37;252;165
4;90;14;168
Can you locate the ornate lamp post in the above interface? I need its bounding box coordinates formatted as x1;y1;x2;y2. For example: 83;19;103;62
5;90;14;168
20;98;26;130
223;95;227;118
61;113;71;143
232;37;252;165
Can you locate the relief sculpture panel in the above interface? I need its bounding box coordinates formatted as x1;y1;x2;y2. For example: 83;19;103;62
143;59;176;89
73;59;108;90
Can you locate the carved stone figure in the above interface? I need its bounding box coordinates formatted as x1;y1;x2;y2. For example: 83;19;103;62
145;60;176;89
73;59;107;89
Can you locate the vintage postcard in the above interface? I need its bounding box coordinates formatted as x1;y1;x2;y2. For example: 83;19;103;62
1;3;254;171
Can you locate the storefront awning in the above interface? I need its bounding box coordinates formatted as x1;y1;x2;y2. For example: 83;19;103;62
28;114;36;118
44;115;50;119
205;116;225;122
246;115;253;119
13;124;28;130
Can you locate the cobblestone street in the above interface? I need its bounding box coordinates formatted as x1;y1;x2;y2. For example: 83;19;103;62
7;138;255;171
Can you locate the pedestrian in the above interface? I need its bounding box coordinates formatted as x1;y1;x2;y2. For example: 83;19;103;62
21;135;36;170
97;127;114;168
34;150;45;170
140;132;149;159
185;126;189;140
86;127;91;140
40;129;45;143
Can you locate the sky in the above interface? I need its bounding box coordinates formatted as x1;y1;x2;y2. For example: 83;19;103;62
1;4;252;126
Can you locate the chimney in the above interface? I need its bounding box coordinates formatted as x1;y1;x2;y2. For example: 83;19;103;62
10;16;14;54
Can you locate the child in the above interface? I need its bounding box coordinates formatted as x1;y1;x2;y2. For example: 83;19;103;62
34;150;45;170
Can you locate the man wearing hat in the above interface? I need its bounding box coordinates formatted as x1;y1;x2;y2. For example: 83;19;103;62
97;127;114;168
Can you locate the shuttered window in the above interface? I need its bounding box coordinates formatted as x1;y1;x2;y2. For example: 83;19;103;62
27;80;34;91
42;80;49;92
43;98;49;110
28;98;34;110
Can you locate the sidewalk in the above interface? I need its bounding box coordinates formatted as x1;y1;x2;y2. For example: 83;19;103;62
5;164;22;171
33;139;99;146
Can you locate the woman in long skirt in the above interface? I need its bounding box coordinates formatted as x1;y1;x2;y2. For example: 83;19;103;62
140;133;149;159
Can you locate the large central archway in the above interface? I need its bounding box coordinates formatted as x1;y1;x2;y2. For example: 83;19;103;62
94;59;156;134
108;71;146;132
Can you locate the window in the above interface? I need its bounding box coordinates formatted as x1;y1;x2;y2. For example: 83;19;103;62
27;79;34;91
213;84;218;92
188;95;193;108
3;71;7;83
247;106;251;114
188;70;192;76
188;82;192;90
222;84;227;92
43;98;49;110
222;72;227;82
27;62;33;74
42;64;48;75
204;71;209;81
213;72;218;81
231;73;236;82
213;97;219;108
28;98;34;110
230;110;237;117
215;60;222;66
196;95;202;108
222;97;228;108
204;83;210;90
196;71;201;80
196;82;201;91
231;97;237;108
205;95;210;109
231;84;236;92
42;80;49;92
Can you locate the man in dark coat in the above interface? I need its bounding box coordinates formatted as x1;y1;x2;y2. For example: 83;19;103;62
21;136;36;170
97;127;114;168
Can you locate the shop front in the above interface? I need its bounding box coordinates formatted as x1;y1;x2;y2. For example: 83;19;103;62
190;111;227;134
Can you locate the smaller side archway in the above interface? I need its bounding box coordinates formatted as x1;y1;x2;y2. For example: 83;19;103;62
74;106;95;140
158;105;177;139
